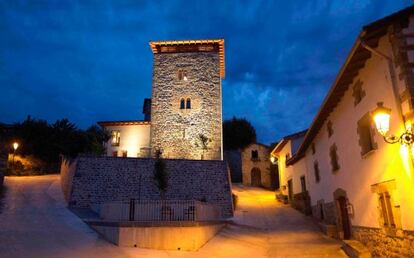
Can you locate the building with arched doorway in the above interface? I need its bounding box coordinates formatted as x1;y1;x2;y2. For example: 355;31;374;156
240;143;277;189
273;7;414;256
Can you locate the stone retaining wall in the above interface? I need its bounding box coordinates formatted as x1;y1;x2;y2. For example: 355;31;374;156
352;226;414;257
63;155;233;218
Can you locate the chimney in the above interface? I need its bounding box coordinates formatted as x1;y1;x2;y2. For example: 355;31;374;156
142;98;151;121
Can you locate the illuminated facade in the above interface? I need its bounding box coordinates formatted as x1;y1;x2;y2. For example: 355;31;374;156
149;39;224;160
272;7;414;256
241;143;275;189
99;39;225;160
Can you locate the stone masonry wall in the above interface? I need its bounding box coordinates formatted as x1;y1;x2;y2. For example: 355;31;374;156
353;226;414;257
151;52;222;160
241;143;272;188
67;156;233;218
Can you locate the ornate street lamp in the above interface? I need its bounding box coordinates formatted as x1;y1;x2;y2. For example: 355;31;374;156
372;102;414;145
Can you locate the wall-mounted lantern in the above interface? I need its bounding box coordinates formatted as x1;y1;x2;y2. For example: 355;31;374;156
372;102;414;145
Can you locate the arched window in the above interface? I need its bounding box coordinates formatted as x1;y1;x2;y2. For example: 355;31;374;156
180;99;185;109
186;98;191;109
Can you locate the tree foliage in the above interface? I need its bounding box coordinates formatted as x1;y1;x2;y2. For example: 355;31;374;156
223;117;256;150
153;149;168;195
1;117;110;166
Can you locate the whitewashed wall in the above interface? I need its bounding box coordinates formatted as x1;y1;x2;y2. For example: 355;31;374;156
299;32;414;230
104;124;151;158
277;141;307;195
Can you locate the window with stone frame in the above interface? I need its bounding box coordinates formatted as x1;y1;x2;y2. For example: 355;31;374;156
327;120;333;137
186;98;191;109
300;176;307;193
357;113;377;156
112;151;118;157
285;153;290;164
177;69;187;81
251;150;259;160
180;99;185;109
311;143;316;155
329;144;340;172
352;80;365;106
371;180;401;235
314;160;320;183
122;150;127;158
111;130;120;146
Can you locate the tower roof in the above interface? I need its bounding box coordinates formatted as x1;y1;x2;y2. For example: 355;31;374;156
149;39;225;78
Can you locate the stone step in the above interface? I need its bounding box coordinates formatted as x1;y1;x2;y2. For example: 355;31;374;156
341;240;371;258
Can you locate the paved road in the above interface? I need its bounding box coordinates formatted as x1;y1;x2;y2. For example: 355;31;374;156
0;175;346;258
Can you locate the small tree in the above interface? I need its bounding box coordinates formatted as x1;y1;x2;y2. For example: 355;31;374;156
195;134;212;160
153;149;168;197
223;117;256;150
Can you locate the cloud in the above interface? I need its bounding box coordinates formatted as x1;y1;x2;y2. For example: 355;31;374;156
0;0;413;143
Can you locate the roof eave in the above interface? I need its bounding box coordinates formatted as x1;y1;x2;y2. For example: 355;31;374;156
291;33;364;162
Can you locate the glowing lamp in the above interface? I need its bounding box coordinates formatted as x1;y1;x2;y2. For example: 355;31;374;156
13;142;19;151
372;102;391;136
183;75;188;81
270;156;275;163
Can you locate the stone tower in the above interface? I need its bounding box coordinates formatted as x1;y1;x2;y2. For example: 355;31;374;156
149;39;225;160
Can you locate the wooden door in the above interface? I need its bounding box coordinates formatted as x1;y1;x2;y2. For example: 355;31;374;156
251;168;261;187
287;179;293;202
338;196;351;239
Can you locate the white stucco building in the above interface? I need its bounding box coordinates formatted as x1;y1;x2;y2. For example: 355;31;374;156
97;120;151;158
271;6;414;257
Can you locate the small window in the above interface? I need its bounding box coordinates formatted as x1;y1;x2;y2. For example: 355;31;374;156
314;161;320;183
122;150;127;158
178;70;187;81
327;121;333;137
180;99;185;109
300;176;306;193
330;144;340;172
186;98;191;109
358;113;377;156
352;80;365;106
111;131;120;146
112;151;118;157
311;143;316;155
251;150;259;160
285;153;291;166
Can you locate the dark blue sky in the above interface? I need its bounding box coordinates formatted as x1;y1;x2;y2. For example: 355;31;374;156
1;1;412;144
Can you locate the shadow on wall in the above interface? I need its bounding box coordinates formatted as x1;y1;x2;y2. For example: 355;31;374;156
224;150;242;183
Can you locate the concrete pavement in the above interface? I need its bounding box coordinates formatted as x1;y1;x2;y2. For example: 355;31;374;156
0;176;347;258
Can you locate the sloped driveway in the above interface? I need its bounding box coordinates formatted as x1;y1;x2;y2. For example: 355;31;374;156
0;176;346;258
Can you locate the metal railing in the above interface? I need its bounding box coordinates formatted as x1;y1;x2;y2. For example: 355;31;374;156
100;199;222;222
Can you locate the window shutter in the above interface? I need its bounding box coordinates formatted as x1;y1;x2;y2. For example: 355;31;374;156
379;194;389;226
385;192;395;228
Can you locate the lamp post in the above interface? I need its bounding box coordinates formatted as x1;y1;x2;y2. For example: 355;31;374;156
372;102;414;146
12;142;19;171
